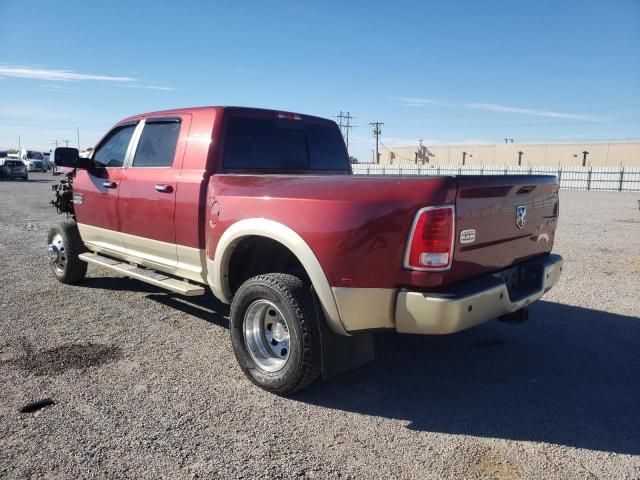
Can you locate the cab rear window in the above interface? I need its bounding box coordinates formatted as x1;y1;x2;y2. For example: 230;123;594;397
223;116;349;172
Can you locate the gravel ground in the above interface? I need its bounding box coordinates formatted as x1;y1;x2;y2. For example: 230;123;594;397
1;172;639;479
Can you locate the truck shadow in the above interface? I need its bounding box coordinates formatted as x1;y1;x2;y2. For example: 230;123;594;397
83;276;164;294
82;278;640;454
296;301;640;455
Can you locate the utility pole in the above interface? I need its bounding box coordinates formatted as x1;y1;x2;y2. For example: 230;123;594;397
18;135;21;154
77;127;80;150
336;111;354;154
369;121;383;164
62;140;70;147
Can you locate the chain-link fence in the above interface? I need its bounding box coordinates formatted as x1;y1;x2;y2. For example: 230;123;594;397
351;164;640;192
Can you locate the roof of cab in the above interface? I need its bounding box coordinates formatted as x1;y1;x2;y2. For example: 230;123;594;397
117;106;336;126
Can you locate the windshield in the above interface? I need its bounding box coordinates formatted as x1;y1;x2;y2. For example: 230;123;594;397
27;151;43;160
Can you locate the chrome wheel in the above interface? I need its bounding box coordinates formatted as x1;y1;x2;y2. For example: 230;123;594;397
243;299;291;372
48;233;67;275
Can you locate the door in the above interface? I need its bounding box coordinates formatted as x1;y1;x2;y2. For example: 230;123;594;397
117;116;187;267
73;122;138;255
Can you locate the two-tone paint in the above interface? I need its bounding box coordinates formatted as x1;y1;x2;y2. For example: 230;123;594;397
71;106;561;336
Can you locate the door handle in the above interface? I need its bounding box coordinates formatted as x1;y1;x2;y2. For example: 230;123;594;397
102;181;117;189
154;184;173;193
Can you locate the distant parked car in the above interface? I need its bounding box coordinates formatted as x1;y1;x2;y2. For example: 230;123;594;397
21;150;46;172
0;158;28;180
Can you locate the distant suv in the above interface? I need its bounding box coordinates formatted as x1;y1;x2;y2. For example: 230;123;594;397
0;158;28;181
48;106;563;395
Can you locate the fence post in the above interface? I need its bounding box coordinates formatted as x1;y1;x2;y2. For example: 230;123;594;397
557;168;562;187
619;167;625;192
437;166;440;175
366;166;370;175
529;166;533;175
586;167;592;191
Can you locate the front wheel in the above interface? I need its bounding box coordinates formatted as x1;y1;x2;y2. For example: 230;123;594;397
47;220;87;284
230;273;321;395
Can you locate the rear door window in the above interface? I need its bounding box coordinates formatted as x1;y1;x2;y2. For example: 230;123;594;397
94;125;136;167
132;120;181;168
223;115;348;172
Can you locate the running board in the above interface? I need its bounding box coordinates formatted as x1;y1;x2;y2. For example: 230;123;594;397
79;252;205;296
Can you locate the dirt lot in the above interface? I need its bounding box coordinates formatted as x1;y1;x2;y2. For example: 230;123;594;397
1;172;639;479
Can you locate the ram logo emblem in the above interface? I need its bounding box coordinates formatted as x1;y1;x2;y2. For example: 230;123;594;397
459;229;476;244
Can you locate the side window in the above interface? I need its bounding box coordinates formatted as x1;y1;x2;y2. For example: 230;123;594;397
94;125;136;167
132;121;181;167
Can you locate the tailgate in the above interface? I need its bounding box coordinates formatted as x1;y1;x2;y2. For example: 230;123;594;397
451;175;559;281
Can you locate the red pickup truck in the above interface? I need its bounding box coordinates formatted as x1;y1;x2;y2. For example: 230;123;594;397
49;106;563;395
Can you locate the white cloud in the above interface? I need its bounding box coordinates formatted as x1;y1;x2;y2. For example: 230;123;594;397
143;85;174;91
393;96;603;122
392;96;441;107
0;65;136;82
119;84;175;91
464;102;601;121
41;83;75;93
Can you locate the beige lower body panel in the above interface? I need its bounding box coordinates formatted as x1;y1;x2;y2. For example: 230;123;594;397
77;223;207;284
336;254;563;335
332;288;396;331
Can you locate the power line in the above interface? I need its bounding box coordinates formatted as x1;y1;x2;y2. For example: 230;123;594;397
336;111;355;154
369;121;383;164
379;139;414;163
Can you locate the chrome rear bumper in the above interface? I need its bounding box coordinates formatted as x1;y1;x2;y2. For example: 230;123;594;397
395;254;563;334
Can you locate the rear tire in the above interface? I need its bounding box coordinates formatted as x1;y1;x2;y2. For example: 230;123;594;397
230;273;321;396
47;220;87;284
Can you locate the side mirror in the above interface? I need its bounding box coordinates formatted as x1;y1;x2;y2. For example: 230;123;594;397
53;147;92;169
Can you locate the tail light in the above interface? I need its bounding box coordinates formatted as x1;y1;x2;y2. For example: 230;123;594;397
404;205;455;271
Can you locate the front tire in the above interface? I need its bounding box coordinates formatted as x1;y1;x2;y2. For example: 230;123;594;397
47;220;87;284
230;273;321;396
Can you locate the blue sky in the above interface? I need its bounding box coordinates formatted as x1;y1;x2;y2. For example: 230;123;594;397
1;0;639;162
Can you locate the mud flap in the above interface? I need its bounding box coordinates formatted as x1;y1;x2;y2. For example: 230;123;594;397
311;288;375;380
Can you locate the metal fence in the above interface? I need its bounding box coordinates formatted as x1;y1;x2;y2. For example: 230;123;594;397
351;164;640;192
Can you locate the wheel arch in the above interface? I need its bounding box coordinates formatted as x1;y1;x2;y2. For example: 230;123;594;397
207;218;347;335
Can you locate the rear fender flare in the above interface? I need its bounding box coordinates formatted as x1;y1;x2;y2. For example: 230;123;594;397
208;218;347;335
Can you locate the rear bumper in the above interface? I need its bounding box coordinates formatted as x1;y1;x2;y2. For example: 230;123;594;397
0;169;27;178
395;254;563;334
333;254;563;335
